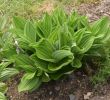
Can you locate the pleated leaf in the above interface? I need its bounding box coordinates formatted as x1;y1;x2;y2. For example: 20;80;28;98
0;68;19;81
32;39;55;62
52;50;73;62
18;74;41;92
24;21;36;42
48;57;73;71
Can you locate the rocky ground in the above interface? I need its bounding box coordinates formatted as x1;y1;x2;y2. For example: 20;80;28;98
7;0;110;100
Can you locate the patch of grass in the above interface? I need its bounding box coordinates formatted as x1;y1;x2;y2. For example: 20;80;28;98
91;47;110;84
78;0;100;4
0;0;43;18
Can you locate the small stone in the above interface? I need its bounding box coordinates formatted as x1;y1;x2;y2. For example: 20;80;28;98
84;92;92;100
49;91;52;95
100;96;104;99
69;94;76;100
55;86;60;91
68;74;75;80
86;13;92;18
100;10;104;13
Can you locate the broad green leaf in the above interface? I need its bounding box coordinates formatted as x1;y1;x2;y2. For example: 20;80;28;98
24;21;36;42
48;57;73;71
32;39;55;62
59;24;73;48
0;92;6;100
52;50;73;62
14;54;35;66
80;16;90;29
101;28;110;43
10;28;28;43
17;38;30;50
2;48;17;59
78;35;95;53
13;16;26;30
48;26;60;44
0;68;19;81
0;60;14;71
36;14;52;38
73;28;85;44
13;54;36;72
36;22;46;38
31;55;50;73
92;17;109;38
50;65;74;80
43;13;52;36
23;72;36;80
18;75;41;92
52;8;67;25
18;65;36;72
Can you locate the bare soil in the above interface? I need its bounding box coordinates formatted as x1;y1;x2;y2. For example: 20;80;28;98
7;0;110;100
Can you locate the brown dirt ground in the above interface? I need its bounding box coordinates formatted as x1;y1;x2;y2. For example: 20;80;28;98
6;0;110;100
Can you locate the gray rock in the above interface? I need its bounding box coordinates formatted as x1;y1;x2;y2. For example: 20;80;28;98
69;94;76;100
49;91;52;95
55;86;60;91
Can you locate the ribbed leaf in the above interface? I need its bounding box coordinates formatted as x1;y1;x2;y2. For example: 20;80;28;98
48;57;73;71
31;55;50;72
50;65;74;80
13;16;26;30
52;50;73;62
59;24;73;48
48;26;60;44
14;54;35;72
78;35;95;53
43;13;52;36
36;14;52;38
14;54;35;66
0;61;13;71
0;68;19;81
73;28;85;44
24;21;36;42
32;39;55;62
92;17;109;38
18;75;41;92
23;72;36;80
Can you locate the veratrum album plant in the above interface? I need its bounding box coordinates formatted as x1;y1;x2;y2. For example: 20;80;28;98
0;9;110;93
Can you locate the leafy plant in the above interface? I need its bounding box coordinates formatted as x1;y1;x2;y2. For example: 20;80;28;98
0;8;110;93
8;8;110;92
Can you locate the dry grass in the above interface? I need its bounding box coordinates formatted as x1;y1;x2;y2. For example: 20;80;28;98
79;0;100;3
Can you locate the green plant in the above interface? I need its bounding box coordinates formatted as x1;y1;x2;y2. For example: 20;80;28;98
0;8;110;94
7;8;110;92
